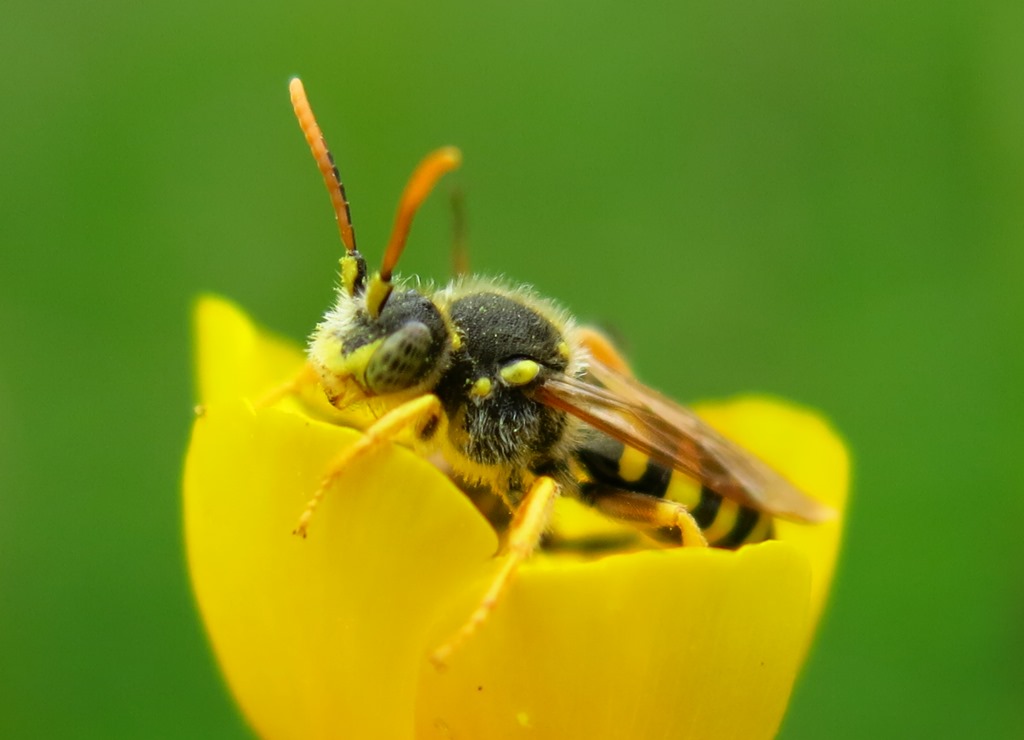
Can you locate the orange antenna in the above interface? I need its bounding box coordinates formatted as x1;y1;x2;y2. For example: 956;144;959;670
289;77;357;254
380;147;462;281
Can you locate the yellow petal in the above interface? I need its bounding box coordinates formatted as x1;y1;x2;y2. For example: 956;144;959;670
185;296;849;740
184;400;497;739
192;295;306;405
694;396;850;633
415;543;812;740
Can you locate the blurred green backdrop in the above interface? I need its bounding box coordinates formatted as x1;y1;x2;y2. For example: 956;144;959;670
2;0;1022;737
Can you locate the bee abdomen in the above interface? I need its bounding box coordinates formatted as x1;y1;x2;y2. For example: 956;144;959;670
574;436;772;549
690;485;773;548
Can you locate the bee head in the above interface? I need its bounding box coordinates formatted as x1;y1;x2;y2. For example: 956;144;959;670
310;284;451;401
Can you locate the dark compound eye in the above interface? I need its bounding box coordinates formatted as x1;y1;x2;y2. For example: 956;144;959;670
364;322;436;394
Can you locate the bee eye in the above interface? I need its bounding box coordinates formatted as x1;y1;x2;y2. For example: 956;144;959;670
498;358;541;387
364;322;435;394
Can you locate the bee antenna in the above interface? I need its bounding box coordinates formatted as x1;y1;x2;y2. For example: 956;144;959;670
379;147;462;281
289;77;357;255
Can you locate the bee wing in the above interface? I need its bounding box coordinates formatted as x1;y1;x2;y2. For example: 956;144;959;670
534;358;835;524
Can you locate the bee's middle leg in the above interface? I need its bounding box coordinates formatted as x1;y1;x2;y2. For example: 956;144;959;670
576;326;635;377
430;475;560;669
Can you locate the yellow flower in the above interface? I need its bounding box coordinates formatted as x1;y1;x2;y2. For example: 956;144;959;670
184;296;849;740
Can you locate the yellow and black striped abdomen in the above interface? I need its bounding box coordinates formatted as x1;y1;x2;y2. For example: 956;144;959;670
573;435;773;549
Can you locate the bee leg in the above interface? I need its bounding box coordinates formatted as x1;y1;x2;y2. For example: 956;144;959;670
589;488;709;548
449;186;469;276
576;326;635;377
430;475;560;670
293;393;442;538
254;362;319;409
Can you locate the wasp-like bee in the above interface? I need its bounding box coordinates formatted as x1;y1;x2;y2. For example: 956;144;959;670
281;78;834;666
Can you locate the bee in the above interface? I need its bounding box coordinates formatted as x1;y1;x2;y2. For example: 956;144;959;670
279;78;834;667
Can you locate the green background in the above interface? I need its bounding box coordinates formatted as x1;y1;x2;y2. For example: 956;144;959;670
2;0;1021;737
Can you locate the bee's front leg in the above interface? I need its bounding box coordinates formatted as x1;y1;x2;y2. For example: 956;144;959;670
293;393;442;537
254;362;320;409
